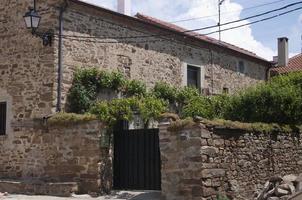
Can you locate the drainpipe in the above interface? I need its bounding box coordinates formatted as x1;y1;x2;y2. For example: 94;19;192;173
56;0;68;112
209;48;214;95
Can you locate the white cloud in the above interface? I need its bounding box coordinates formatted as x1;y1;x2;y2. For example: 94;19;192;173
82;0;277;60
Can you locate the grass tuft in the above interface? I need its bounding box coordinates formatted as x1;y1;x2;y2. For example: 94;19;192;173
47;112;97;126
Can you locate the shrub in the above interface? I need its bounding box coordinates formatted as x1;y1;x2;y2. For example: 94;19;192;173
98;71;126;90
176;86;200;105
138;96;168;126
182;96;214;119
90;97;139;126
68;82;96;114
224;72;302;124
123;79;147;97
90;97;167;127
153;82;177;103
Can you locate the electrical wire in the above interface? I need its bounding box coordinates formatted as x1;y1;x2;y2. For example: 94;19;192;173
170;0;290;23
57;6;302;45
202;6;302;36
58;1;302;40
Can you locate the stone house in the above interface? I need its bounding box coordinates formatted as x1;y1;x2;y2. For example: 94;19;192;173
0;0;273;195
0;0;272;121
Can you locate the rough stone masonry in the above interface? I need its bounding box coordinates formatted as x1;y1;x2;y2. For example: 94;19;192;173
0;120;112;195
159;121;302;200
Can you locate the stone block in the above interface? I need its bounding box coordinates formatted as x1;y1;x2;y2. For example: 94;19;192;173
200;146;219;157
201;169;225;178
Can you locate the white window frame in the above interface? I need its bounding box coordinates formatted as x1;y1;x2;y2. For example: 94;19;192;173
181;62;205;89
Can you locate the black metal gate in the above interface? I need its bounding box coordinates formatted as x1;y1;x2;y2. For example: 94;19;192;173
113;129;161;190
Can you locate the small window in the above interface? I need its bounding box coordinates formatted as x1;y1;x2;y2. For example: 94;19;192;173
0;102;7;135
223;87;229;94
187;65;200;89
237;60;245;74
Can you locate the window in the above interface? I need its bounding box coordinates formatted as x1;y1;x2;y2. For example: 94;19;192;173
223;87;229;94
0;102;7;135
187;65;200;89
237;60;246;74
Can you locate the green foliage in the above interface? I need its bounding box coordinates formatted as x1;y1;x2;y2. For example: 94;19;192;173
153;82;177;103
68;82;96;114
176;86;200;105
216;195;230;200
124;79;147;97
90;97;167;127
224;72;302;124
98;71;126;90
181;94;230;119
182;96;213;119
68;68;302;126
90;97;139;126
138;96;167;125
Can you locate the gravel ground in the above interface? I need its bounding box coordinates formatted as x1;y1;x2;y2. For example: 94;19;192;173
0;191;161;200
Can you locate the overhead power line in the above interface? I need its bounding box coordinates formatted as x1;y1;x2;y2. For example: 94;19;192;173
170;0;290;23
59;6;302;46
202;6;302;36
59;1;302;41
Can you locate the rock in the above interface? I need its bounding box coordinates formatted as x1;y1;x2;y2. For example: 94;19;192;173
270;176;283;184
200;146;219;156
267;197;280;200
275;188;289;196
263;188;275;199
201;169;225;178
294;174;302;192
257;182;273;200
279;195;290;200
193;116;204;122
295;182;302;192
283;174;297;183
279;183;295;194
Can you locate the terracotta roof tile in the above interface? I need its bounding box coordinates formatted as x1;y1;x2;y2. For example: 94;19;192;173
135;13;268;62
271;53;302;74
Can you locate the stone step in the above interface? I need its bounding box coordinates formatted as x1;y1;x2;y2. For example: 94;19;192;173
0;179;78;197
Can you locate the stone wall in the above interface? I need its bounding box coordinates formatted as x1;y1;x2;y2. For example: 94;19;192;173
0;0;62;120
0;120;111;194
159;121;302;200
58;1;269;110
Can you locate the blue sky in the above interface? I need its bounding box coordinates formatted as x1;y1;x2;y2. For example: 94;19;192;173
83;0;302;60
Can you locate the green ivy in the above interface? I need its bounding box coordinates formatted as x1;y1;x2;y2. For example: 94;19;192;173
68;68;302;126
123;79;147;97
90;97;166;127
153;82;177;103
139;95;168;127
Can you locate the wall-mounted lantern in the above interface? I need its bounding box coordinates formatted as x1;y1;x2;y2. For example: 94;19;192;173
23;0;52;46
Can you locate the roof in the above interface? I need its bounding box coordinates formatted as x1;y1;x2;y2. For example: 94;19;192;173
270;53;302;74
135;13;269;62
70;0;270;64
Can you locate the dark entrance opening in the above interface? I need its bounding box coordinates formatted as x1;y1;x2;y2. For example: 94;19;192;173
113;128;161;190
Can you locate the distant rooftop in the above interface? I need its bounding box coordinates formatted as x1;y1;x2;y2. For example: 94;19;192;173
271;53;302;74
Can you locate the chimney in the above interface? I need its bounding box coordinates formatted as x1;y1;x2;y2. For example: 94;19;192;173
118;0;131;16
277;37;289;67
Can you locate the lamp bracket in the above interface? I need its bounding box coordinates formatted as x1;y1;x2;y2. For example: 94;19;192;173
32;29;53;46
